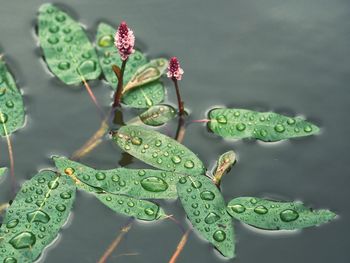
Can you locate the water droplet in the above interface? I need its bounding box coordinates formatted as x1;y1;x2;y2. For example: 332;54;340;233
0;112;8;124
36;189;43;195
55;14;66;22
274;124;285;133
287;118;296;125
47;36;59;44
304;125;313;133
254;205;268;214
64;167;74;175
127;201;135;207
48;180;59;189
25;197;33;203
171;155;182;164
112;174;120;182
64;36;73;43
78;60;97;75
179;177;187;184
49;25;59;33
144;208;155;216
184;160;194;169
216;115;227;124
193;210;200;216
60;192;72;199
280;209;299;222
213;230;226;242
4;257;17;263
9;231;36;249
192;203;198;209
131;137;142;145
140;177;168;192
204;212;220;224
27;210;50;223
95;172;106;181
155;140;162;147
138;170;146;176
6;219;19;229
83;174;90;181
200;191;215;201
234;111;240;117
191;181;202;189
6;100;14;108
98;34;114;47
56;204;66;212
259;129;267;137
58;61;70;70
250;198;257;204
0;88;6;96
231;204;246;214
236;123;246;131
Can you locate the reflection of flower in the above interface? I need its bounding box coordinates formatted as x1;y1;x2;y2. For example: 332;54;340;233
114;21;135;61
167;57;184;80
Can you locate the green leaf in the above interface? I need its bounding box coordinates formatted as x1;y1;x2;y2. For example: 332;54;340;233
0;170;76;262
95;22;148;89
66;174;164;221
213;150;236;185
112;125;206;175
0;167;7;178
123;58;168;93
122;81;165;108
38;4;101;85
127;104;177;126
208;108;320;142
177;174;235;258
227;197;336;230
0;59;25;136
53;156;181;199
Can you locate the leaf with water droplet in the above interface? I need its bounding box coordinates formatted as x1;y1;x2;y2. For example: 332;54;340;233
53;156;182;199
122;58;168;93
37;4;101;85
213;150;236;185
208;108;320;142
113;125;206;176
227;197;336;230
0;170;76;262
177;174;235;258
0;58;25;136
95;22;166;108
127;104;177;126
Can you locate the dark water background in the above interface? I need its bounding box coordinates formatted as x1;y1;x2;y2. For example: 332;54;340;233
0;0;349;262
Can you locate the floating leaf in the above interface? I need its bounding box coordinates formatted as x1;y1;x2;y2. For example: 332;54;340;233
0;167;7;178
0;59;25;136
177;174;235;258
123;58;168;93
213;150;236;185
38;4;101;85
122;81;165;108
113;125;206;175
0;170;76;262
208;108;320;142
227;197;336;230
95;22;148;89
128;104;176;126
54;156;181;199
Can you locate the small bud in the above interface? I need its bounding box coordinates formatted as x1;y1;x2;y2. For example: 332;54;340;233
167;57;184;80
114;21;135;61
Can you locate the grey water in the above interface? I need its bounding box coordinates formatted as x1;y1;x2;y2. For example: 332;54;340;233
0;0;349;262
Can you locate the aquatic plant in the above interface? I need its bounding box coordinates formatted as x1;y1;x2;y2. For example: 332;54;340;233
0;3;336;262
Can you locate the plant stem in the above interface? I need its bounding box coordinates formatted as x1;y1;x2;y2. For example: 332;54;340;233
1;122;16;195
168;229;191;263
113;59;127;107
172;78;184;116
81;76;104;117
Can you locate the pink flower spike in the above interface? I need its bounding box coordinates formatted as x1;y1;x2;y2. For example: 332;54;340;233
167;57;184;80
114;21;135;61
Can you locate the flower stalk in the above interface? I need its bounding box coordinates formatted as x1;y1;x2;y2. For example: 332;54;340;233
167;57;185;115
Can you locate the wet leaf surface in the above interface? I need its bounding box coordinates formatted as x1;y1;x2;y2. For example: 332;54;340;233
128;104;176;126
227;197;336;230
213;150;236;185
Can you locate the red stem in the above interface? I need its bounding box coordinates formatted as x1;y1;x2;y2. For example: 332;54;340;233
113;59;127;107
172;78;184;116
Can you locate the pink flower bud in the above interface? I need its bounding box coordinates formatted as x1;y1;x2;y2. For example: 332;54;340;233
167;57;184;80
114;21;135;61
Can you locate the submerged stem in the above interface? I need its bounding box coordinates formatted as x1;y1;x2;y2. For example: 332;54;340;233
168;229;191;263
1;122;16;195
113;59;127;107
79;75;104;118
172;78;184;116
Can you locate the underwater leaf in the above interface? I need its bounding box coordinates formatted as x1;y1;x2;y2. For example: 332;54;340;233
213;150;236;185
60;170;164;221
0;170;76;262
208;108;320;142
227;197;336;230
122;81;165;108
38;4;101;85
0;167;7;178
112;125;206;176
127;104;177;126
0;59;25;136
95;22;148;89
54;156;182;199
122;58;168;93
177;174;235;258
